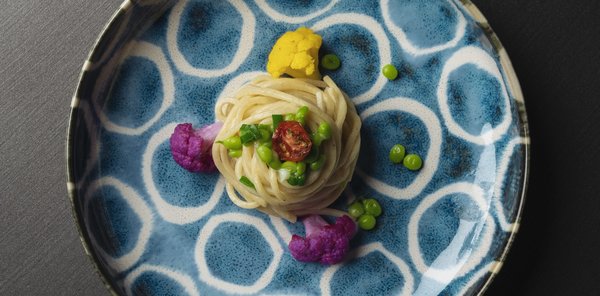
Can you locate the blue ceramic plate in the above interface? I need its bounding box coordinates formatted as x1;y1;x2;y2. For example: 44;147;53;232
67;0;529;295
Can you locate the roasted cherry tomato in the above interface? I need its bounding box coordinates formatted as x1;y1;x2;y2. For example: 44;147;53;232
272;121;312;162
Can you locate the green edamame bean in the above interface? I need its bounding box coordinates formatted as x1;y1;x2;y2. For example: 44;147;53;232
228;149;242;158
222;136;242;150
257;145;272;163
281;161;297;172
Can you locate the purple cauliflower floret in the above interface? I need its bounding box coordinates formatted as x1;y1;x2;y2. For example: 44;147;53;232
288;215;357;265
170;122;223;173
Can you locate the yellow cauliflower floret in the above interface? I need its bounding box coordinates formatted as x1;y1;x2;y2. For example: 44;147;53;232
267;27;322;80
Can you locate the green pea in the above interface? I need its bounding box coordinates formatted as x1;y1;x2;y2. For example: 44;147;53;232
403;154;423;171
257;145;272;163
228;149;242;158
284;113;295;121
221;136;242;150
358;214;376;230
312;133;324;146
259;124;273;132
271;149;280;159
295;107;308;125
389;144;406;164
297;117;306;126
296;162;306;174
269;158;282;170
382;64;398;80
321;53;341;70
281;161;297;172
363;199;382;217
317;122;332;140
296;106;308;118
310;154;326;171
269;150;281;169
261;141;272;148
348;202;365;219
259;128;272;143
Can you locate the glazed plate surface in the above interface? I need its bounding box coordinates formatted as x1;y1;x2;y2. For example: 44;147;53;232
67;0;529;295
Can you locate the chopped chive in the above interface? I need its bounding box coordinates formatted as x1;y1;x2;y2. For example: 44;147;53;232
272;114;283;129
240;132;256;146
239;124;262;145
239;176;255;189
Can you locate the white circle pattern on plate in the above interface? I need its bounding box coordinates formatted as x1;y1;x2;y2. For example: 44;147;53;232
255;0;340;24
437;46;512;146
83;176;153;273
124;264;200;296
167;0;256;78
195;213;283;294
311;13;392;105
95;41;175;136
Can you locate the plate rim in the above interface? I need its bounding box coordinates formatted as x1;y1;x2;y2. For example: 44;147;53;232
65;0;530;295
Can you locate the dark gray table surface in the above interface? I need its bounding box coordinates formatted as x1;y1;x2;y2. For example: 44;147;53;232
2;1;599;295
